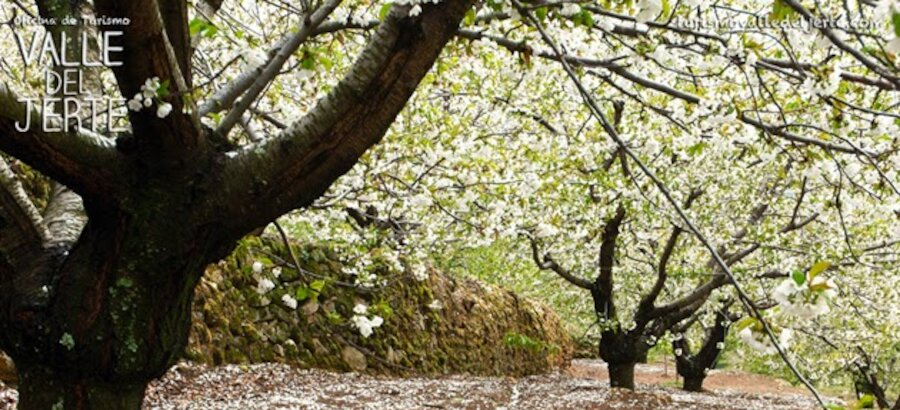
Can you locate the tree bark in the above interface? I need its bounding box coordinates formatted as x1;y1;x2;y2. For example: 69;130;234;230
682;375;705;392
16;364;145;410
636;349;648;364
608;362;636;389
1;212;233;410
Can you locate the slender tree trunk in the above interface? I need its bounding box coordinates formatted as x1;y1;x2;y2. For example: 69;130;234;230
16;364;146;410
682;375;705;392
608;362;636;389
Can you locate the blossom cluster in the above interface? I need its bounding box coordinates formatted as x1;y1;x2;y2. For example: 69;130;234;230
104;0;900;386
350;304;384;338
738;325;794;355
127;77;172;118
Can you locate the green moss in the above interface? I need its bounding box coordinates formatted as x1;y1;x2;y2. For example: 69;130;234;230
187;236;573;376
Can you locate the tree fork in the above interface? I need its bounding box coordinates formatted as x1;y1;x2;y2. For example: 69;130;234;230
0;2;475;409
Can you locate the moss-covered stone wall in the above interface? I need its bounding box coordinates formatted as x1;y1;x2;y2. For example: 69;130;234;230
186;236;573;376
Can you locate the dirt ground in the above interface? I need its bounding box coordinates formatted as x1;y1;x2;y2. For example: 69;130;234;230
0;359;825;409
567;359;811;397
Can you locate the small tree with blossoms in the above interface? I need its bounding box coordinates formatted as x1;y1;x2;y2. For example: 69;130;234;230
528;202;730;389
671;302;739;392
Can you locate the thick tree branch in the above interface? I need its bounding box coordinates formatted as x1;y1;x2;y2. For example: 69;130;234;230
92;0;204;156
159;0;192;86
220;1;476;234
673;306;737;386
198;8;367;119
649;274;729;322
853;347;900;409
592;205;626;320
638;226;681;310
638;188;703;317
198;0;226;17
0;84;124;205
0;157;49;280
528;235;593;290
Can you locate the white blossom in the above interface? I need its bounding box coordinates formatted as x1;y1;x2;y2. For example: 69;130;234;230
156;102;173;118
243;49;268;69
887;37;900;55
534;223;559;239
256;278;275;294
351;314;384;338
560;4;581;17
635;0;662;23
281;294;298;309
353;303;368;315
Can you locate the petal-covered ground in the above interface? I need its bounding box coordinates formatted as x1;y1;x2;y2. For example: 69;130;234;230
0;360;825;409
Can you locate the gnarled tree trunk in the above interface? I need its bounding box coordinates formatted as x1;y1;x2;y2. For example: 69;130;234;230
0;1;474;408
682;376;705;393
16;365;145;410
607;361;637;390
598;325;644;390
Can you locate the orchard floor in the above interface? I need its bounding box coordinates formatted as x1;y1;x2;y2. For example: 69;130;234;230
0;359;823;409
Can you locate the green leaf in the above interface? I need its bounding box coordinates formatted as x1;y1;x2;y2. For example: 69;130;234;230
372;301;394;318
300;50;317;70
855;393;876;408
893;13;900;37
792;270;806;287
735;317;758;331
379;3;393;20
580;10;594;27
295;286;311;301
808;261;830;281
157;80;171;98
309;279;326;292
188;18;218;38
202;25;218;38
326;311;342;324
535;7;548;22
318;55;334;70
189;18;205;36
116;277;134;288
464;8;477;26
770;0;796;22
